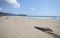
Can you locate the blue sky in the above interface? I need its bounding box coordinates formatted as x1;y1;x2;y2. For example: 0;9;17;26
0;0;60;16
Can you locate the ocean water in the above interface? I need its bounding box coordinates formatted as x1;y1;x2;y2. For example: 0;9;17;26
16;16;60;20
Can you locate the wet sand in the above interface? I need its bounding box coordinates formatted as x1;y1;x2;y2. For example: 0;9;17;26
0;16;60;38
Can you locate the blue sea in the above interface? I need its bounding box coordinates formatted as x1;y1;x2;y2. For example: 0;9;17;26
16;16;60;20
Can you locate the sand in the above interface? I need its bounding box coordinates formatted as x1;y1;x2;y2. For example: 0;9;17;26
0;16;60;38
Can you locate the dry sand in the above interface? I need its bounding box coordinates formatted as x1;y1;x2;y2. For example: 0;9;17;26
0;16;60;38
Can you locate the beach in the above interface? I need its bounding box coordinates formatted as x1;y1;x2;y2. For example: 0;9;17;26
0;16;60;38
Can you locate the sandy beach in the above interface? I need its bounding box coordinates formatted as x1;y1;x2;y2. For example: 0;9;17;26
0;16;60;38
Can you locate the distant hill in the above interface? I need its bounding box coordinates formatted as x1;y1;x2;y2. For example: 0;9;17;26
0;12;27;16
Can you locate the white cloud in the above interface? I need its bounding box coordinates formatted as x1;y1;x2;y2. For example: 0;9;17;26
6;0;20;8
0;8;4;12
30;8;35;10
0;0;20;8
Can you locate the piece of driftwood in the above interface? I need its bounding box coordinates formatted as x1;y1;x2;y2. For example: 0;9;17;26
34;26;60;38
34;26;53;32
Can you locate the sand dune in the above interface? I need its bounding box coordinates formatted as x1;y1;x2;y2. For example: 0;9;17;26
0;16;60;38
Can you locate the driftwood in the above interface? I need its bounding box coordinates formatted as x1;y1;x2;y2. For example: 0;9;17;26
34;26;53;32
34;26;60;38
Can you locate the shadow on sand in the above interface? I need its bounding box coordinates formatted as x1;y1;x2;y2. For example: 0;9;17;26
45;32;60;38
34;26;60;38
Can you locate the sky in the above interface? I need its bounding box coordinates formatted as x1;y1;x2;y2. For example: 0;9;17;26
0;0;60;16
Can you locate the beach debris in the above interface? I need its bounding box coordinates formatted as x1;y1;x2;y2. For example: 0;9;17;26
34;26;53;32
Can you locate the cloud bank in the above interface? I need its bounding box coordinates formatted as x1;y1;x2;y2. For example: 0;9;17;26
0;0;20;8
